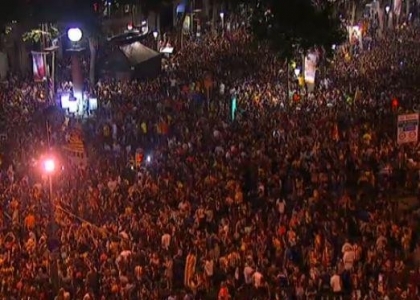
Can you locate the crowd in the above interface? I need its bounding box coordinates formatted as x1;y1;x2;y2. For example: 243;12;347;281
0;13;420;300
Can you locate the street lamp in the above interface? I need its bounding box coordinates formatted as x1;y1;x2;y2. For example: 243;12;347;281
44;159;55;173
42;158;60;294
153;31;159;51
294;68;301;77
67;28;84;108
219;12;225;29
67;28;82;42
385;6;390;14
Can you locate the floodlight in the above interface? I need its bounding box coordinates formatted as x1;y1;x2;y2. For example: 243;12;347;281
67;28;82;42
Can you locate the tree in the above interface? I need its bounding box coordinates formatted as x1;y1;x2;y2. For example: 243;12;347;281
22;26;59;48
247;0;346;59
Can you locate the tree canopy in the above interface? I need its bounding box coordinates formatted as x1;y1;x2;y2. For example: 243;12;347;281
246;0;346;58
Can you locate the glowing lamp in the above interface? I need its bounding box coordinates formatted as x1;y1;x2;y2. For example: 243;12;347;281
67;28;82;42
43;159;55;173
220;12;224;19
294;68;301;77
127;23;133;31
153;31;158;39
392;98;399;109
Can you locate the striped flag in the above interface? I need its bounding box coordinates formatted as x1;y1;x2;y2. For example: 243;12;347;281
31;51;47;82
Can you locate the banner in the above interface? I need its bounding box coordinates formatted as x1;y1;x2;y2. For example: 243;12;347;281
394;0;402;16
397;113;419;144
31;51;47;82
304;53;317;85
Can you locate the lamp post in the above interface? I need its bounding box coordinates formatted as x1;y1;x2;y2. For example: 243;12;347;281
153;31;159;51
385;6;392;29
45;41;59;104
43;158;59;294
219;12;225;30
67;28;84;114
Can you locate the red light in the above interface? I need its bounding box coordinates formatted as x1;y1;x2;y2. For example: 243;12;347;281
392;98;399;108
135;153;143;166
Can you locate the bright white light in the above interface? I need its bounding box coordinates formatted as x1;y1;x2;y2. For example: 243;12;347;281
153;31;158;39
385;6;390;14
89;98;98;111
67;28;82;42
220;12;224;19
146;155;151;163
332;44;336;50
60;93;70;109
73;90;83;101
294;68;300;77
127;23;133;31
44;159;55;173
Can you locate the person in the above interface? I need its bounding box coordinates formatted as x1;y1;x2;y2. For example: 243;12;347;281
330;270;342;299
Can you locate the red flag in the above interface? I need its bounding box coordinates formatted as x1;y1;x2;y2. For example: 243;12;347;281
31;52;46;82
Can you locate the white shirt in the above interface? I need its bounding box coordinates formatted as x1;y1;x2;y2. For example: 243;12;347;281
120;250;131;258
330;274;342;292
219;83;225;95
161;233;171;250
252;271;263;288
343;250;355;270
276;199;286;214
204;259;214;276
244;266;254;284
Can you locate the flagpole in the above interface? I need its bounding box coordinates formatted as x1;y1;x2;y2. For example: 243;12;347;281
46;120;51;148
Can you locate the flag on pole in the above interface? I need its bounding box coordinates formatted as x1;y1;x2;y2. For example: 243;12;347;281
31;51;47;82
